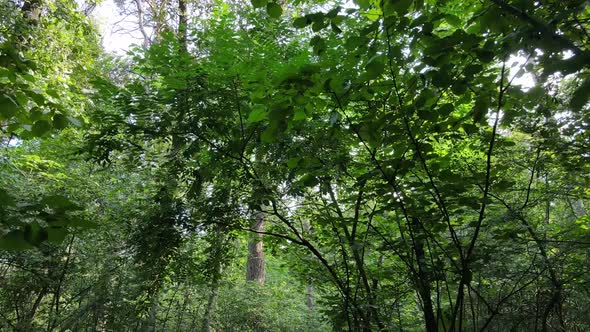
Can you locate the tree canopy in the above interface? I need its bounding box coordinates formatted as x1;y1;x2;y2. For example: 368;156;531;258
1;0;589;331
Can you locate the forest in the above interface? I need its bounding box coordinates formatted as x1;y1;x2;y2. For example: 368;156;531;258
0;0;589;331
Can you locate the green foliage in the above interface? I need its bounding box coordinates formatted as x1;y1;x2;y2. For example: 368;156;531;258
266;2;283;18
0;0;99;138
215;283;329;332
1;0;590;331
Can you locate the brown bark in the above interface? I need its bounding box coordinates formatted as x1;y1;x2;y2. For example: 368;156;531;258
203;275;220;332
178;0;187;52
246;212;265;286
411;218;437;332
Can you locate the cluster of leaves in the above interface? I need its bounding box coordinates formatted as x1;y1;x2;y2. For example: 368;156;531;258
1;0;590;331
0;0;97;137
0;0;102;249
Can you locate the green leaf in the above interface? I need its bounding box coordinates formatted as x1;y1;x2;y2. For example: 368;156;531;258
293;109;307;121
570;76;590;111
354;0;370;9
445;14;462;27
287;157;301;169
46;88;60;99
261;125;277;143
476;49;494;63
310;36;326;55
462;123;478;135
451;80;468;95
331;22;343;34
472;97;488;123
29;91;45;105
415;89;436;109
439;103;454;116
464;64;483;78
0;231;34;250
248;106;268;123
300;174;318;187
47;227;67;243
422;22;433;35
308;12;325;24
53;113;69;129
391;0;413;15
0;94;19;119
417;108;437;120
494;179;515;192
293;17;309;28
329;77;345;93
431;70;451;87
358;122;380;147
24;222;48;246
266;2;282;18
163;77;187;90
0;188;16;207
251;0;267;8
312;20;327;32
345;36;365;51
365;60;385;79
326;6;341;18
32;120;52;137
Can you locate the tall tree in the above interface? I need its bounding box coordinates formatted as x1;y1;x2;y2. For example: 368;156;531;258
246;211;266;285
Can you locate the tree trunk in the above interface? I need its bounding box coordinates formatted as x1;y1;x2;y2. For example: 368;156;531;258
203;275;220;332
411;218;437;332
175;290;190;331
16;287;46;331
305;285;314;309
133;0;150;47
178;0;187;52
147;296;159;332
246;212;265;286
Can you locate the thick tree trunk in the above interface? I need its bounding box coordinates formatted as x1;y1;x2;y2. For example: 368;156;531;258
246;212;265;286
